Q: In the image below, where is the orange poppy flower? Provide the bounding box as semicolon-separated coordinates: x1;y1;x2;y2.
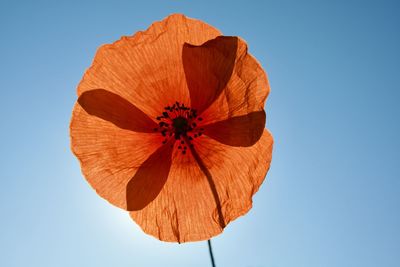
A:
70;14;273;243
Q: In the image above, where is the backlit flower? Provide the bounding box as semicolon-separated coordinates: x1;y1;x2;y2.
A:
70;14;273;243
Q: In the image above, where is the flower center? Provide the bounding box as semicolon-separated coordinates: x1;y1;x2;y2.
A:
153;101;204;154
172;116;189;139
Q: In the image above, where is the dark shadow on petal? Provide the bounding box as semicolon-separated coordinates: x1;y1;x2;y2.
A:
202;111;266;147
185;137;226;229
78;89;158;133
183;36;238;114
126;142;174;211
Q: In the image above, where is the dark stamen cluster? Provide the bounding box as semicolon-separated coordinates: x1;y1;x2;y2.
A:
153;102;204;154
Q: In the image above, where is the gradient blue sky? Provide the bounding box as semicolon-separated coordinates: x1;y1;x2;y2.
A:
1;0;399;266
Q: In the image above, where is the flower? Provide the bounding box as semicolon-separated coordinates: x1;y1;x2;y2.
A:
70;14;273;243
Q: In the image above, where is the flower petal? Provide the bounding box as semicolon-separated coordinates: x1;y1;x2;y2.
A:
78;89;158;133
199;37;270;125
70;103;164;209
182;36;238;114
77;14;221;119
202;111;266;147
130;130;273;242
126;140;174;211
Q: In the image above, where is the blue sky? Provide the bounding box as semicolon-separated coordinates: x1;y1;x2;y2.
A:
1;0;399;266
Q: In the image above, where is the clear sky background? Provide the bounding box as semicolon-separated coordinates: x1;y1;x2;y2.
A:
1;0;399;266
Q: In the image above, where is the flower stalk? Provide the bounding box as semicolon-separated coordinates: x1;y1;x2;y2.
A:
207;239;216;267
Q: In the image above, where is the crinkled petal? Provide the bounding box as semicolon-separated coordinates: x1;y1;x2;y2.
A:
130;130;273;242
199;37;270;125
70;103;164;209
202;111;266;147
78;89;158;133
182;36;238;114
77;14;221;120
126;140;174;211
